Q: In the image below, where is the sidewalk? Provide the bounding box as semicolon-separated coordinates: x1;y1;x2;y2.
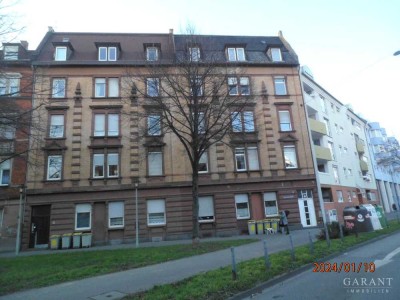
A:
0;228;320;300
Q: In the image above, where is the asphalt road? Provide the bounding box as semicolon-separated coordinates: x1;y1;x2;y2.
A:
241;231;400;300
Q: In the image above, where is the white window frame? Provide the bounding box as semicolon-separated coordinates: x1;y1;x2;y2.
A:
107;153;119;178
0;74;20;96
148;149;163;176
146;47;159;61
98;46;117;62
227;47;245;61
109;201;124;228
4;45;18;60
94;114;119;137
55;46;67;61
0;159;11;186
189;47;200;61
147;199;166;226
235;194;250;219
147;78;159;97
75;204;91;230
337;190;344;203
93;154;105;178
231;111;255;132
52;78;66;98
283;145;298;169
333;165;340;184
198;196;215;223
274;77;287;95
235;146;259;171
47;155;62;180
278;110;292;131
228;77;250;95
49;115;64;138
271;48;282;62
94;78;119;98
198;152;209;173
264;192;279;217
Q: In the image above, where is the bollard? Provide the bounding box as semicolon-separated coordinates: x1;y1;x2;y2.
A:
231;247;237;280
263;239;271;269
308;231;314;255
289;234;295;261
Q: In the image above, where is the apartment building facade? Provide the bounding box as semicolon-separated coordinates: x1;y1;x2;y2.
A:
366;122;400;213
22;29;319;249
0;41;33;247
301;67;379;223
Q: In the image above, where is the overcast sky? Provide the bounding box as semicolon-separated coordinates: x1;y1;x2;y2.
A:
7;0;400;139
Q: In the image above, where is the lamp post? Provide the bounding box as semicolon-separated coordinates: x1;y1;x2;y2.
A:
15;185;24;255
135;182;139;248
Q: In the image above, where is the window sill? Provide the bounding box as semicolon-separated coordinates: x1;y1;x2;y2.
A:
237;217;250;220
91;97;122;100
279;130;296;134
147;223;166;227
108;226;124;230
198;219;215;224
75;228;91;232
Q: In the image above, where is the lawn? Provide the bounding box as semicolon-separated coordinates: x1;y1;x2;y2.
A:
0;239;257;296
126;221;400;300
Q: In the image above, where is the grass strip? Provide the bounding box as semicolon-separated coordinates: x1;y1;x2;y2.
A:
0;239;257;296
126;221;400;300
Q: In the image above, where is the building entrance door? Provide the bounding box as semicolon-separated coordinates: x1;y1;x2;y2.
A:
93;202;106;245
297;190;317;227
29;205;51;248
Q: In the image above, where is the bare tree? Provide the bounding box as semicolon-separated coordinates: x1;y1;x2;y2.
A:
127;30;251;242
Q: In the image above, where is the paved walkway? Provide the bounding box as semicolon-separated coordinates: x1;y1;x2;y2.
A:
0;228;321;300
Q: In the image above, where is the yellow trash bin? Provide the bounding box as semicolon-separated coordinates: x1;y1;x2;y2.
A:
256;220;264;235
247;220;256;235
50;235;60;250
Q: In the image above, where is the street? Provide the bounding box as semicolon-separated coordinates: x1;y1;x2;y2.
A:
241;231;400;300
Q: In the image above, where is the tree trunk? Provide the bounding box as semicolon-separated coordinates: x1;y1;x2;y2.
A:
192;168;200;247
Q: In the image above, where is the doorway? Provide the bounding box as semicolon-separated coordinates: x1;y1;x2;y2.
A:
297;190;317;227
29;205;51;248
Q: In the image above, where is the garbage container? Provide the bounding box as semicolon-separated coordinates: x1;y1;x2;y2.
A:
62;233;72;249
247;220;256;235
256;220;264;235
73;232;82;248
343;206;374;233
361;204;382;230
81;233;92;247
374;205;388;228
50;235;60;250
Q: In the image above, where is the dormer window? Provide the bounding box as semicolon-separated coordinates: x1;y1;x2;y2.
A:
271;48;282;62
227;47;245;62
99;46;117;61
189;47;200;62
146;47;159;61
3;46;18;60
55;47;67;61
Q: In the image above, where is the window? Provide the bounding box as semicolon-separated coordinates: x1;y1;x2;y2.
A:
194;112;206;134
49;115;64;138
235;146;259;171
0;160;11;185
235;194;250;219
98;46;117;61
189;47;200;61
347;191;352;202
199;152;208;173
323;118;331;136
264;192;278;216
147;78;159;97
198;196;214;222
52;78;66;98
328;141;335;160
93;153;119;178
94;113;119;137
147;199;166;225
0;119;15;153
322;188;333;202
190;76;203;96
227;47;245;61
146;47;159;61
337;190;344;203
367;191;376;201
333;165;340;184
109;202;124;228
274;77;287;95
271;48;282;62
0;75;20;96
55;47;67;61
231;111;255;132
278;110;292;131
47;155;62;180
148;148;163;176
283;145;298;169
319;95;327;112
228;77;250;95
95;78;119;97
75;204;91;230
147;114;161;136
3;46;18;60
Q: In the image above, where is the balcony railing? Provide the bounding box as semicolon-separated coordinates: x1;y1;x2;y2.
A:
309;118;327;136
315;145;332;162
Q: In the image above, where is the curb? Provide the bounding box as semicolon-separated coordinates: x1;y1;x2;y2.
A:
228;228;400;300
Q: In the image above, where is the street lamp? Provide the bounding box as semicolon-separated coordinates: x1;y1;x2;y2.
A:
15;185;24;255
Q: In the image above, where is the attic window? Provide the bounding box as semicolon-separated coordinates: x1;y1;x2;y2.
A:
227;47;245;62
271;48;282;62
55;47;67;61
99;46;117;61
3;46;18;60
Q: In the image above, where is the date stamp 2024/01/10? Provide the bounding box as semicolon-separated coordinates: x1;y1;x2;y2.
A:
313;262;376;273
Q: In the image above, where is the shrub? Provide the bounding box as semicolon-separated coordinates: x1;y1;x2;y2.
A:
317;222;349;240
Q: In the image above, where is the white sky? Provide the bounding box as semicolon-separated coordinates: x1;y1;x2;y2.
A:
7;0;400;139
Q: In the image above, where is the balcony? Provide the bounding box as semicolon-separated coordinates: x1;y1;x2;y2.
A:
356;140;365;153
315;145;332;162
360;159;369;172
309;118;327;136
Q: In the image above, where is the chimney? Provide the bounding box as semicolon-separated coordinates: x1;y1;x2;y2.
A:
20;40;29;49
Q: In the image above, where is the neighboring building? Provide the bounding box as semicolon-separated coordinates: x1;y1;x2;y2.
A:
366;122;400;212
0;41;33;248
300;67;379;223
22;29;319;249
